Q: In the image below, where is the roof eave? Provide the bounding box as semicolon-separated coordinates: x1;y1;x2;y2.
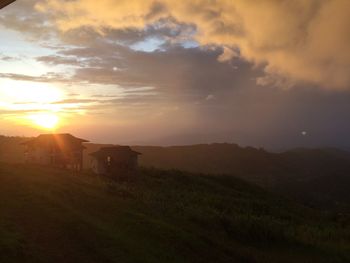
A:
0;0;16;10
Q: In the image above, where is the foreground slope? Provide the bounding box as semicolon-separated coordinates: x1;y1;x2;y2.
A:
0;163;349;263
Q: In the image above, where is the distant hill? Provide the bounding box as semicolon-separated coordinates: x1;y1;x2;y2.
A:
1;136;350;212
0;163;349;263
85;143;350;211
84;143;277;181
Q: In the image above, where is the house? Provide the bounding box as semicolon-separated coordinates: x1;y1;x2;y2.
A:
21;133;89;171
90;146;141;175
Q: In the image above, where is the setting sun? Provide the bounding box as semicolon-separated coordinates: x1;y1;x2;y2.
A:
29;113;59;130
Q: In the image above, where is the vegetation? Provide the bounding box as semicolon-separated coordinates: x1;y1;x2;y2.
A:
2;136;350;211
0;163;349;263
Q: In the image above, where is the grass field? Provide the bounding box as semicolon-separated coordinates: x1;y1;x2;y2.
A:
0;163;349;263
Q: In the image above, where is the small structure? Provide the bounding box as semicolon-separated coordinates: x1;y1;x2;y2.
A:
21;133;89;171
90;146;141;175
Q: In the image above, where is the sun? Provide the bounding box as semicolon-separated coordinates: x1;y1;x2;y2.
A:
29;113;59;130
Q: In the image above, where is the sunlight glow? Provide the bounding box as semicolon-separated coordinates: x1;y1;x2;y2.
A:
0;80;63;105
28;113;59;130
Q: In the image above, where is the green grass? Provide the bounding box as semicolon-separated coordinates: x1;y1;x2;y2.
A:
0;163;349;263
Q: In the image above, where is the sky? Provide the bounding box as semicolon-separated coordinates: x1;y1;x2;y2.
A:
1;0;350;149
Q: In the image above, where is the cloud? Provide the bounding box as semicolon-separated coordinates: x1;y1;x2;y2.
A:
0;0;55;41
36;0;350;89
0;109;41;115
205;94;215;101
217;47;238;63
57;43;255;96
51;98;99;104
4;0;350;147
0;53;18;61
36;55;80;66
0;72;71;83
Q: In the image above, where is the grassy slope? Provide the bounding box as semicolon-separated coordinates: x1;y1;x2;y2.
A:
0;163;349;263
2;137;350;212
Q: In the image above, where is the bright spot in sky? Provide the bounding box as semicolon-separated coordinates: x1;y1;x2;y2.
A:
0;80;63;104
0;80;67;129
301;131;307;136
28;113;59;130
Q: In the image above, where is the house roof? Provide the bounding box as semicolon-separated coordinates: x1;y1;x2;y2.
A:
90;146;141;159
0;0;15;10
21;133;89;146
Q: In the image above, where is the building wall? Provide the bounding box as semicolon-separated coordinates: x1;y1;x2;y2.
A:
90;158;107;174
90;155;139;175
26;147;51;165
26;145;84;171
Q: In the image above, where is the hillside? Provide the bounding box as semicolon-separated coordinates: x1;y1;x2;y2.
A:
0;136;27;164
84;143;350;211
2;136;350;212
0;163;349;263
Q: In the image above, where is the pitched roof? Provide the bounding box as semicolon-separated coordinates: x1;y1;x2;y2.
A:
90;146;141;158
21;133;89;146
0;0;15;10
